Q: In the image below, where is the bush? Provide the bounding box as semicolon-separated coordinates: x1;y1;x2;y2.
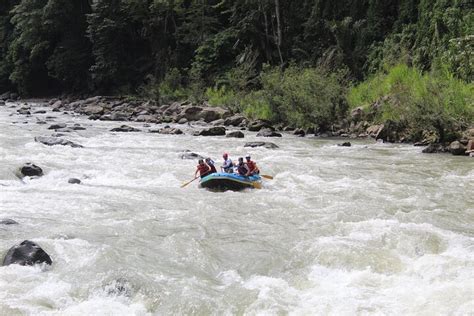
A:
348;64;474;141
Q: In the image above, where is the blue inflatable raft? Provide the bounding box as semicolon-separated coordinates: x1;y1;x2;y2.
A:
199;172;262;190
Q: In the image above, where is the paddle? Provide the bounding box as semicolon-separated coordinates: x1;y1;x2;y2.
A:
181;176;199;188
261;174;273;180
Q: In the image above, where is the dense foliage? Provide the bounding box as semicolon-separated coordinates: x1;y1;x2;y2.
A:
0;0;472;128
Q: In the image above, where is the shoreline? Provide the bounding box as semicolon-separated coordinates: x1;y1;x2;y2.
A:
2;94;473;157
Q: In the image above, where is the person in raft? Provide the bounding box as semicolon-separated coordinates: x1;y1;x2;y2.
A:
244;154;260;176
195;159;211;178
221;153;233;173
205;157;217;173
236;157;250;176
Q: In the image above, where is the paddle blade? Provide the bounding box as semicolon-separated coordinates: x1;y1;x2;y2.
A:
181;177;199;188
261;174;273;180
252;181;262;189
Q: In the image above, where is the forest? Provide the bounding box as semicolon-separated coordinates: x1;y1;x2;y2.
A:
0;0;472;137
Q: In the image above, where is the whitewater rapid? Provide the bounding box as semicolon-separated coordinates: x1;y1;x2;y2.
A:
0;101;473;315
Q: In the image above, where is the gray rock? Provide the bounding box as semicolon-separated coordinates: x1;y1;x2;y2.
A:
181;150;204;160
48;123;67;130
0;219;18;225
196;126;226;136
338;142;352;147
110;125;141;132
33;110;46;114
150;127;183;135
178;118;188;124
17;108;30;115
226;131;245;138
244;142;279;149
422;143;448;154
68;178;81;184
293;129;305;136
224;114;246;126
20;163;43;177
3;240;52;266
449;141;466;155
82;105;104;115
257;128;282;137
35;136;83;148
248;119;274;132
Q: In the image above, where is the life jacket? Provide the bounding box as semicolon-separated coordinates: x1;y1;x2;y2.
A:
209;164;217;173
237;163;248;176
222;158;233;172
246;160;257;173
197;164;210;176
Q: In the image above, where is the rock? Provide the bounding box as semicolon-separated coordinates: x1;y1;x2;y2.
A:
35;136;83;148
17;108;30;115
71;126;86;130
180;150;204;160
150;127;183;135
366;124;384;138
244;142;279;149
68;178;81;184
135;114;156;123
338;142;352;147
293;129;305;137
449;141;466;155
211;119;225;126
54;127;75;133
178;118;188;124
422;143;448;154
248;119;273;132
82;105;104;115
48;123;67;130
100;112;130;121
0;91;11;100
2;240;52;266
33;110;46;114
0;100;5;106
257;128;282;137
224;114;246;126
51;100;63;111
196;126;226;136
375;120;403;142
110;125;141;132
10;92;18;100
351;107;364;121
0;219;18;225
20;163;43;177
226;131;245;138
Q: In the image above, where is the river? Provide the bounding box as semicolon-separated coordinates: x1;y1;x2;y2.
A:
0;101;473;315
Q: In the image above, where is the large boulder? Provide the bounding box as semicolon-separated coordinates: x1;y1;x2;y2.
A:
82;105;104;115
224;114;246;126
366;124;384;138
256;128;282;137
196;126;226;136
293;129;305;137
244;142;279;149
226;131;245;138
110;125;141;132
68;178;81;184
20;163;43;177
3;240;52;266
248;119;274;132
35;136;83;148
375;120;403;142
449;141;466;155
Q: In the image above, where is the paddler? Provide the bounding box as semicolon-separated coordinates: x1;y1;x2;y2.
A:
221;153;233;173
195;159;211;178
205;157;217;173
244;154;259;176
236;157;249;176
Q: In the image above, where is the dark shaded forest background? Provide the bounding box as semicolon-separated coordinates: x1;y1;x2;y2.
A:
0;0;472;136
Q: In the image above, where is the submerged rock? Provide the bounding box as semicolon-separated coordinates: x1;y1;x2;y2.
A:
20;163;43;177
338;142;352;147
3;240;52;266
35;136;83;148
422;143;448;154
181;150;204;160
47;123;67;130
110;125;141;132
68;178;81;184
0;219;19;225
244;142;279;149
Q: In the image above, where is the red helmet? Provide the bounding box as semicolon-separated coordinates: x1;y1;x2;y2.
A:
223;152;228;158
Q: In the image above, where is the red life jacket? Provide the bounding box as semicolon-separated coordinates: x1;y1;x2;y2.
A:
246;160;257;173
197;164;210;176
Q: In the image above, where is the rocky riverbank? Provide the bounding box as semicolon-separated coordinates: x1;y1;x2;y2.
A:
1;92;473;157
